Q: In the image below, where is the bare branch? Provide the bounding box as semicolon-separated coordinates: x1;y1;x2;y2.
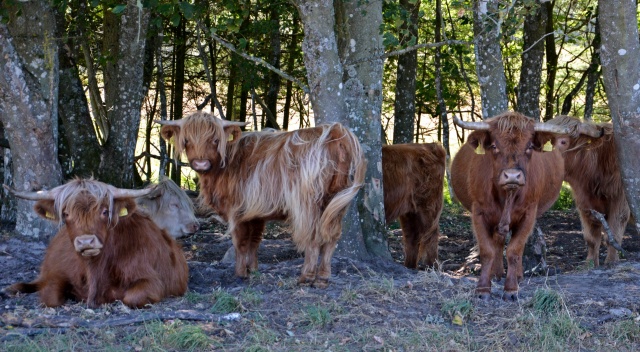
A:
383;40;471;59
590;209;627;255
250;87;281;130
196;24;226;119
200;24;310;95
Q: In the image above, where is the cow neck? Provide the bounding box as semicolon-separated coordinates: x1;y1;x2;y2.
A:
497;190;517;238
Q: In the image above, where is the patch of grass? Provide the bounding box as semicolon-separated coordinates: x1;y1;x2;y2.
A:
608;319;640;343
183;290;209;304
551;182;575;210
441;297;474;323
240;287;263;307
530;288;564;315
339;284;360;303
165;323;212;351
211;288;242;314
304;304;332;328
362;276;397;297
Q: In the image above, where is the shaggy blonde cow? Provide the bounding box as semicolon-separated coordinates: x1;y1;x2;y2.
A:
158;112;365;288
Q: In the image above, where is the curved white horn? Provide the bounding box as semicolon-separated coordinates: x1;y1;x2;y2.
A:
3;185;57;200
108;185;156;199
578;123;605;138
154;119;184;126
533;123;570;134
453;115;490;130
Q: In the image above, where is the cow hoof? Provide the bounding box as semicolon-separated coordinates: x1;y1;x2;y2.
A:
477;292;491;301
312;279;329;289
502;291;518;302
297;276;315;286
235;277;248;285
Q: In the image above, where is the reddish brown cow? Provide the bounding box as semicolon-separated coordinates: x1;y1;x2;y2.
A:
383;143;446;268
3;179;188;308
158;112;365;288
451;111;568;300
549;115;629;266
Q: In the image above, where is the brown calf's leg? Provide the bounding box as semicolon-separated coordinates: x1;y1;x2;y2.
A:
245;219;265;274
299;243;320;286
604;204;630;264
232;222;252;278
490;231;505;281
473;215;496;299
399;214;420;269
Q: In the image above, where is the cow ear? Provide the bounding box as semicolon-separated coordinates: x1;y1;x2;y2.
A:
533;132;556;152
160;125;181;142
34;200;58;222
114;199;137;219
224;125;243;144
467;131;490;151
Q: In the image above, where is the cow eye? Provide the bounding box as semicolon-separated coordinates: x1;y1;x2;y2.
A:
101;209;109;217
183;139;189;147
213;138;220;144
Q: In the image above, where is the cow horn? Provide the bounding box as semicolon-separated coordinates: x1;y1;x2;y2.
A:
533;123;570;134
221;120;249;128
3;185;57;200
578;123;605;138
154;119;184;126
109;185;156;199
452;116;490;130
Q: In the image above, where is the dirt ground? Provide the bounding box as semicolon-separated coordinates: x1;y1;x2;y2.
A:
1;207;639;350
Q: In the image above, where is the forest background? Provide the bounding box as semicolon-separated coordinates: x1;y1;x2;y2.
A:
1;0;639;260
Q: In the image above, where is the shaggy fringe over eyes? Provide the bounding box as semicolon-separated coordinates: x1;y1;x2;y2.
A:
153;177;197;219
491;111;534;133
550;115;613;150
174;112;229;167
52;179;116;227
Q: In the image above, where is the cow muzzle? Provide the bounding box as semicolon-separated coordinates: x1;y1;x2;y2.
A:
499;169;525;190
74;235;103;257
190;159;212;172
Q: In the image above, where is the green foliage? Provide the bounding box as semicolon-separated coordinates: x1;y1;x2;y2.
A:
441;297;474;322
551;183;575;210
304;304;332;328
608;319;640;344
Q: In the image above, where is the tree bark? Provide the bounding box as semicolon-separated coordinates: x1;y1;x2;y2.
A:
294;0;390;260
542;1;557;121
265;4;282;129
516;1;547;121
473;0;508;119
584;12;601;121
598;0;640;235
97;0;150;188
392;0;420;144
0;1;63;238
283;17;300;131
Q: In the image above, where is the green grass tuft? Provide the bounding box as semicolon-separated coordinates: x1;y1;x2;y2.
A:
530;288;564;315
211;288;242;314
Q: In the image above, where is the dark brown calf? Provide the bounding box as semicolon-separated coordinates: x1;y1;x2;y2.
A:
3;179;188;308
383;143;446;268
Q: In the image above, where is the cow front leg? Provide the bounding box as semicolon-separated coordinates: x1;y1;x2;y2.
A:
503;215;536;301
399;214;421;269
231;222;251;278
122;278;163;308
299;243;320;286
604;204;630;264
491;231;505;281
579;209;603;267
472;214;496;299
245;220;265;274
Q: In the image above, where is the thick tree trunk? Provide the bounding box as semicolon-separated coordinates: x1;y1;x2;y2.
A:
473;0;508;119
265;5;281;129
516;1;547;121
0;2;63;238
392;0;420;144
294;0;390;260
542;1;557;121
598;0;640;235
98;0;150;188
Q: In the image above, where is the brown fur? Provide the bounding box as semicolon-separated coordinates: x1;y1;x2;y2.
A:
161;112;366;288
4;179;188;308
550;115;630;266
382;143;446;268
451;111;565;299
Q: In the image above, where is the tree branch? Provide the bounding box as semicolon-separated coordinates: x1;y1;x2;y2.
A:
382;40;471;59
590;209;627;255
250;87;281;130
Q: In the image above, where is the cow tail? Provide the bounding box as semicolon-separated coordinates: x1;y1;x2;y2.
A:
318;131;367;239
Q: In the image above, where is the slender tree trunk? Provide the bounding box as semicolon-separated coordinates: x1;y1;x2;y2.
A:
516;1;547;121
265;4;281;129
392;0;420;144
226;56;238;121
0;1;63;238
473;0;508;119
55;3;102;178
169;17;186;185
598;0;640;235
283;18;300;130
543;1;557;121
584;12;601;121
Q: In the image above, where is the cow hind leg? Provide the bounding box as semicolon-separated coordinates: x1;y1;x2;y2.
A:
399;214;421;269
314;241;338;289
38;281;70;307
299;243;320;286
245;220;265;274
605;206;630;264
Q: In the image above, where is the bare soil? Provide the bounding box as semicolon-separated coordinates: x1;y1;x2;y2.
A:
1;208;639;350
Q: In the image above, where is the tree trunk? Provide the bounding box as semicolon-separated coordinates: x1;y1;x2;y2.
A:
169;16;186;185
598;0;640;235
283;18;300;131
584;12;601;121
264;4;281;129
473;0;508;119
0;1;63;239
392;0;420;144
542;1;557;121
516;1;547;120
55;4;102;178
294;0;390;260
